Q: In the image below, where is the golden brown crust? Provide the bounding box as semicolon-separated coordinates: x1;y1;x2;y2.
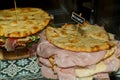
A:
0;19;50;37
0;8;51;37
46;24;115;52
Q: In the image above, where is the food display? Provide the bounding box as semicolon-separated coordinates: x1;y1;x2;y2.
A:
0;0;119;80
37;23;120;80
0;8;51;60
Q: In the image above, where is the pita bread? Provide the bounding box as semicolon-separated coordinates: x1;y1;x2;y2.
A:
46;24;115;52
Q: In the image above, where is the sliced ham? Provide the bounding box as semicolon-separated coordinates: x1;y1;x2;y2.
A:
54;50;106;67
104;55;120;72
40;55;119;80
94;73;110;80
38;57;52;67
4;38;18;51
115;41;120;57
40;63;77;80
41;64;58;79
75;55;120;77
55;67;76;80
37;30;107;67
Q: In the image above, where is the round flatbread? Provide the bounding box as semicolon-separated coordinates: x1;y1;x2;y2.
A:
0;8;51;37
46;24;115;52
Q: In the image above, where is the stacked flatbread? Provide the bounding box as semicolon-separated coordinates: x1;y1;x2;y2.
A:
0;8;51;60
37;23;120;80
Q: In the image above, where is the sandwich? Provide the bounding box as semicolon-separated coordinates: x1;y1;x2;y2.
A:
0;8;51;60
37;23;120;80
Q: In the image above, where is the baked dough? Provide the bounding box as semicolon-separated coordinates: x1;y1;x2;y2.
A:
46;24;115;52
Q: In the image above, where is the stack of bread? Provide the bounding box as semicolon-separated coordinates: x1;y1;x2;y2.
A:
0;8;51;60
37;23;120;80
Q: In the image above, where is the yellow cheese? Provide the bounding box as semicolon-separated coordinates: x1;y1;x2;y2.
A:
78;76;94;80
75;62;106;77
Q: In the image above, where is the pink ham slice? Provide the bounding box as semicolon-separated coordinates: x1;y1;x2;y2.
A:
40;63;77;80
41;53;120;80
4;38;18;51
37;30;107;67
41;64;58;79
115;41;120;57
55;67;76;80
38;57;52;67
104;55;120;72
94;73;110;80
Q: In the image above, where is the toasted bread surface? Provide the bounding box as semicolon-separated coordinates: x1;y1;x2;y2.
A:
0;8;51;37
46;24;115;52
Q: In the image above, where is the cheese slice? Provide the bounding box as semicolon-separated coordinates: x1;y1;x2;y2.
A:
75;62;106;77
77;76;94;80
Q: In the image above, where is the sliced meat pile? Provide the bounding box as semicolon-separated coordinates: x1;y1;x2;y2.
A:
37;30;120;80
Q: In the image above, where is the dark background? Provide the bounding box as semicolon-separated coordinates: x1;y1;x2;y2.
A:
0;0;120;40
